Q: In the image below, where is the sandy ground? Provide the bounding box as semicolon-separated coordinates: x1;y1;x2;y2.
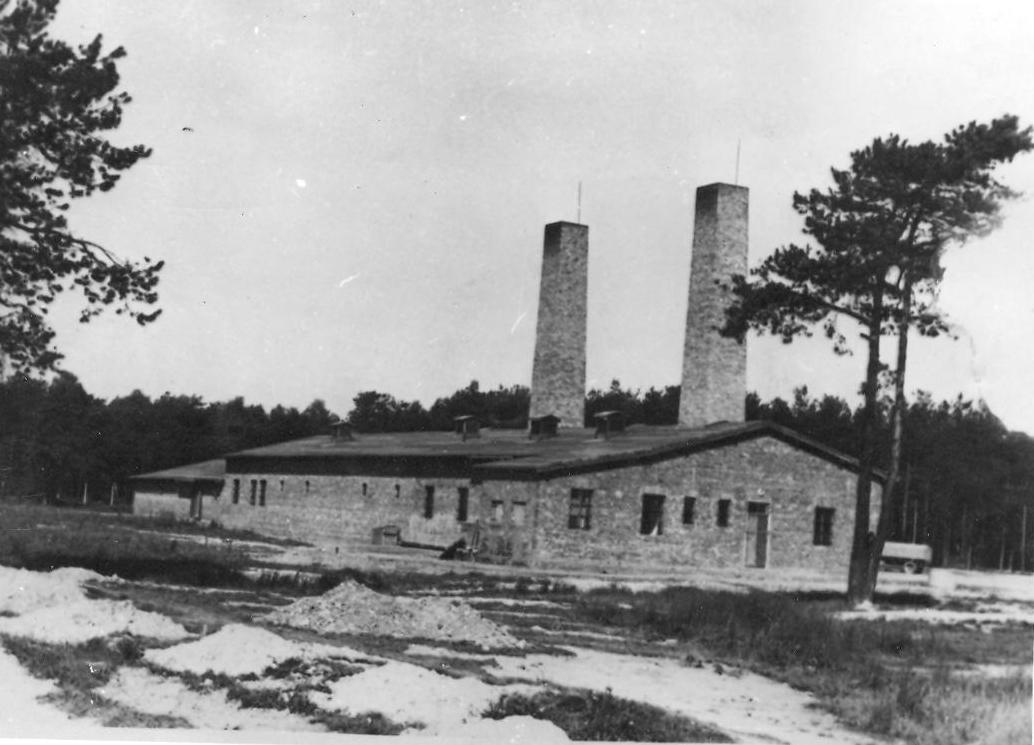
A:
0;562;1029;743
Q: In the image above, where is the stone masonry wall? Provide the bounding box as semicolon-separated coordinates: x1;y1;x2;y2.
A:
679;184;748;427
205;473;479;549
528;222;588;427
526;436;876;574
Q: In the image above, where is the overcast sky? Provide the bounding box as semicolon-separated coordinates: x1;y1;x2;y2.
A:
41;0;1034;434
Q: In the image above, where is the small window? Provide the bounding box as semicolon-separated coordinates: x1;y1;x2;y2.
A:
512;501;527;527
457;487;469;522
249;480;257;506
716;499;730;527
814;507;835;546
682;496;695;525
424;485;435;519
279;479;285;492
231;479;240;504
640;493;665;535
395;483;401;499
568;488;592;530
259;480;267;507
305;480;310;493
491;500;505;522
362;482;368;497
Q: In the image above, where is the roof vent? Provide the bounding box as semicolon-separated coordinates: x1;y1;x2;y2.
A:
529;414;560;440
593;410;626;439
454;415;481;441
330;420;354;441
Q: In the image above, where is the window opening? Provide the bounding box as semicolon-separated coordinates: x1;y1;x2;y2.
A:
259;480;267;507
682;496;695;525
717;499;731;527
814;507;835;546
249;480;257;506
457;487;469;522
640;493;665;535
231;479;240;505
568;488;592;530
424;485;435;519
512;501;527;527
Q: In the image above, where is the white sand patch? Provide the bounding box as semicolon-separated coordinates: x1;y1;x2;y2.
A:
0;565;106;614
836;602;1034;626
0;598;189;644
460;596;568;608
266;579;523;649
145;624;373;677
558;577;671;593
100;666;324;731
404;643;497;661
491;647;883;745
309;659;539;735
0;647;108;736
439;714;570;742
528;625;625;641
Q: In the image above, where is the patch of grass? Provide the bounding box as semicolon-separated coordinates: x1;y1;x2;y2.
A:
1;634;189;728
569;585;1034;745
484;687;732;742
313;710;416;735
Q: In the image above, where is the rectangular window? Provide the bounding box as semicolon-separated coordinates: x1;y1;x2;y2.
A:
457;487;469;522
682;496;695;525
362;482;368;497
512;501;527;527
568;488;592;530
231;479;240;504
249;480;257;506
424;485;435;519
259;480;267;507
716;499;731;527
814;507;835;546
640;493;665;535
491;500;505;522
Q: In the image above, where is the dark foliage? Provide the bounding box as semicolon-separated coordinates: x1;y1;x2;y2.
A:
0;0;163;372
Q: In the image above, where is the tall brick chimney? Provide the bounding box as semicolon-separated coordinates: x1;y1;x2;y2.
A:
528;221;588;428
679;183;748;427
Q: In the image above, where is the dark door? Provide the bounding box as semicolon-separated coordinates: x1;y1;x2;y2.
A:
746;501;769;567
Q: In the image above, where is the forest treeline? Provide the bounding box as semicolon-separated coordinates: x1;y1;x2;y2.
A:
1;374;1032;571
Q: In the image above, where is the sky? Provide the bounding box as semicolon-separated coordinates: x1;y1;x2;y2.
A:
36;0;1034;434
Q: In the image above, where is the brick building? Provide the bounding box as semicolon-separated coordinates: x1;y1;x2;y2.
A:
133;183;879;574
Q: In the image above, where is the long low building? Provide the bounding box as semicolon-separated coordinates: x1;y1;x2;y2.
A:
133;418;879;574
132;182;880;578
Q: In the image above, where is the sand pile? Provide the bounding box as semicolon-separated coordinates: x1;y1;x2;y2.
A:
308;659;538;734
264;579;523;649
101;667;325;732
0;565;188;644
0;598;189;644
0;566;105;614
145;624;366;677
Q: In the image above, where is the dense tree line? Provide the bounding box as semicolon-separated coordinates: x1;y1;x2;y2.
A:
0;373;334;503
2;372;1031;571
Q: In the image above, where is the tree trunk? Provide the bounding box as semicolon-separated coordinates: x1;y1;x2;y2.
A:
866;278;911;598
847;290;884;605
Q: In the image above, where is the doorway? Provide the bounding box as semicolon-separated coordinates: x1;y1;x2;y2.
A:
746;501;769;567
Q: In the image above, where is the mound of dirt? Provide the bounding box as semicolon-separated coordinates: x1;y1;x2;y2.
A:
145;623;365;677
0;566;106;614
264;579;523;649
0;599;188;644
